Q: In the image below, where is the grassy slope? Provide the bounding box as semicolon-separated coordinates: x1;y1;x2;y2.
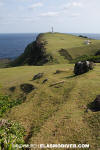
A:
0;33;100;149
0;64;100;149
0;59;11;68
38;33;100;63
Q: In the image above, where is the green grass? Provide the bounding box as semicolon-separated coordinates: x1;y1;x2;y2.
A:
0;119;25;150
0;63;100;149
38;33;100;64
0;95;26;117
0;33;100;149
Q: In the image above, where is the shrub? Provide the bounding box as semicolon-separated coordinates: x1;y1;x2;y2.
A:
71;55;100;63
0;95;25;117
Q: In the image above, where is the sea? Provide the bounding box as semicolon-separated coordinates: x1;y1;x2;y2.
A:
0;33;100;59
0;33;38;59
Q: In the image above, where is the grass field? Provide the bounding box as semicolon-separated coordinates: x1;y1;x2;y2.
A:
38;33;100;64
0;33;100;149
0;63;100;149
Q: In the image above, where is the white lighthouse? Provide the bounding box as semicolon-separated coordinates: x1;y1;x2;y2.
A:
51;27;54;33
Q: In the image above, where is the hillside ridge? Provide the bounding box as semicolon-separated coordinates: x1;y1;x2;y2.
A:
10;32;100;67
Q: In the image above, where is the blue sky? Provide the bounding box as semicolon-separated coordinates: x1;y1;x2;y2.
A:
0;0;100;33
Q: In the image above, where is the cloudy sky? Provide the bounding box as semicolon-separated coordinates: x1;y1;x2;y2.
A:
0;0;100;33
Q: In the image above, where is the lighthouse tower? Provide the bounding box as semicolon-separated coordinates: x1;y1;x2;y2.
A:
51;27;54;33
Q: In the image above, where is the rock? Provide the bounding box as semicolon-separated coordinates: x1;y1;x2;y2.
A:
20;83;35;93
95;50;100;56
33;73;44;80
49;80;65;87
90;61;95;69
93;95;100;111
74;61;94;75
42;79;48;84
9;86;16;92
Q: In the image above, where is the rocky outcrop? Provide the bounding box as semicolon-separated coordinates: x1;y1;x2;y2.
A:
95;50;100;56
42;79;48;84
93;95;100;111
33;73;44;80
74;61;94;75
20;83;35;94
10;34;53;67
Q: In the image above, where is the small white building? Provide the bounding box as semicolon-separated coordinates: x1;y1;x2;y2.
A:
84;40;91;45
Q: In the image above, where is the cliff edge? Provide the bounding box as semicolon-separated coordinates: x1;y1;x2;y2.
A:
10;33;53;67
10;32;100;66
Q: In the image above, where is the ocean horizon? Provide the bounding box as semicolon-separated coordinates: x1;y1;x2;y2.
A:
0;33;100;59
0;33;38;59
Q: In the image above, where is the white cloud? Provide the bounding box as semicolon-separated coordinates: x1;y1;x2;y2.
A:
63;2;83;9
0;16;39;24
40;11;60;17
72;2;82;7
29;2;43;9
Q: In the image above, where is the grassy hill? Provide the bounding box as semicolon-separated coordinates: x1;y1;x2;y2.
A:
10;32;100;66
41;33;100;61
0;33;100;149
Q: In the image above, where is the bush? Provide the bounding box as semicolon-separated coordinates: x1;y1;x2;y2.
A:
0;95;25;117
71;55;100;63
